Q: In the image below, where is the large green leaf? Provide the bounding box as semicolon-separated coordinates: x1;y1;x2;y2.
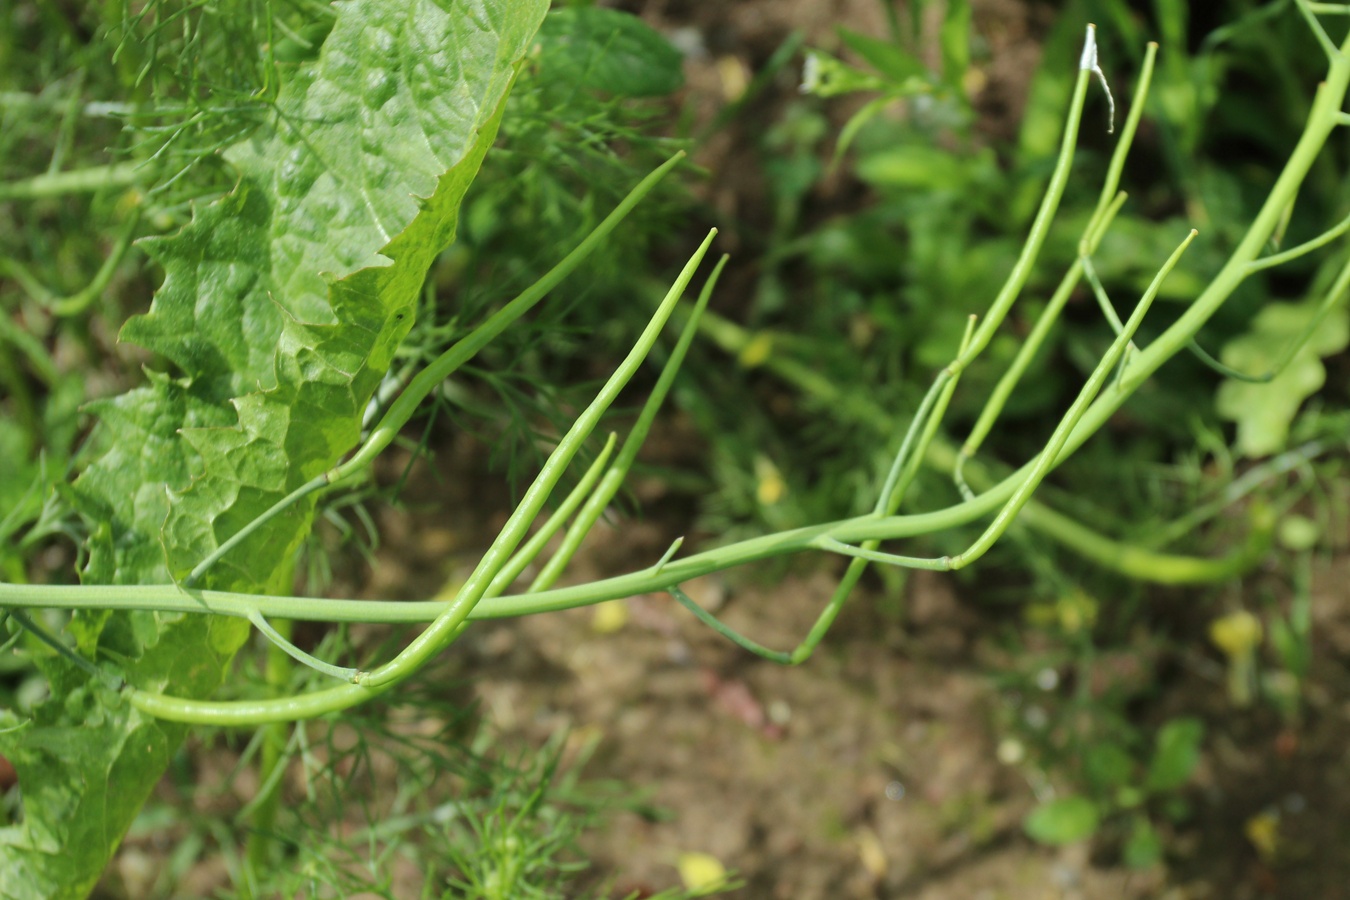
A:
537;7;684;98
1216;300;1349;457
0;2;548;895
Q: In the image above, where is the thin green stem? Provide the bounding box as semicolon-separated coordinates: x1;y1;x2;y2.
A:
245;609;358;682
483;433;617;599
953;42;1155;502
0;161;148;200
1094;43;1158;218
1247;210;1350;272
694;301;1239;584
1081;252;1131;339
813;537;952;571
791;311;977;663
527;255;727;592
817;231;1194;574
125;229;718;724
949;47;1092;375
1192;252;1350;383
1063;44;1160;345
944;230;1195;570
874;369;951;516
12;22;1350;692
241;623;295;897
1013;496;1273;584
956;191;1128;498
1297;0;1341;59
668;586;792;665
8;609;113;685
890;315;976;510
649;537;684;575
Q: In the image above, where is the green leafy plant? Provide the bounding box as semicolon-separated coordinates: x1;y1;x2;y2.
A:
4;2;1350;895
1020;715;1204;867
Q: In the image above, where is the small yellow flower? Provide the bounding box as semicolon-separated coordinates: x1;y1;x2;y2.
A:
1210;610;1263;707
754;455;787;506
1244;809;1280;862
738;332;773;368
590;599;628;634
677;851;728;892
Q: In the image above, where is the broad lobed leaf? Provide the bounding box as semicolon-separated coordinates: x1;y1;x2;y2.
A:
0;2;548;895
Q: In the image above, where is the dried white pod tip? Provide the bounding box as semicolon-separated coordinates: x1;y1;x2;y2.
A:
1079;23;1099;71
1080;24;1116;134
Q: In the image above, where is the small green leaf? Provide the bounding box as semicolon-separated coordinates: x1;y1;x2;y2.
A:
271;20;334;64
1215;300;1349;457
1276;514;1320;552
1145;717;1204;793
1122;815;1164;869
537;8;683;98
836;27;927;83
940;0;972;84
856;144;980;192
1083;742;1135;793
1023;795;1100;845
801;50;889;98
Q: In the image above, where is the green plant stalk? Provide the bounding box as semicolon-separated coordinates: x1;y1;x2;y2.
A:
873;42;1094;511
1;232;1284;634
785;315;977;664
815;229;1196;572
1013;495;1273;583
1;205;142;316
528;254;728;593
957;39;1159;487
691;296;1258;583
890;315;978;507
1299;0;1341;57
670;586;792;664
923;440;1273;584
1076;39;1160;342
955;189;1126;502
1249;209;1350;272
482;433;617;599
241;618;295;898
123;229;718;724
1188;250;1350;382
245;609;357;682
0;161;148;199
1054;25;1350;462
948;44;1091;375
183;149;688;588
